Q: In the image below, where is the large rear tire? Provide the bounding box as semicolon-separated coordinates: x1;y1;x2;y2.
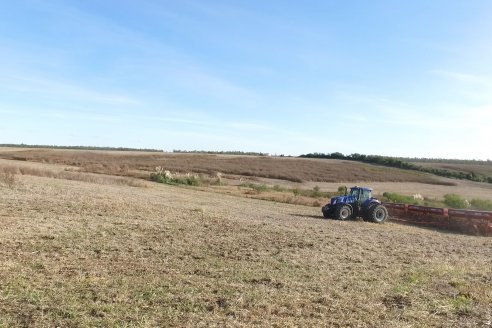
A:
335;205;352;220
363;203;377;221
369;204;388;223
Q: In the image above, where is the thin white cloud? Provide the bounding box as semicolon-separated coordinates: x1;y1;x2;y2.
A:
0;106;119;123
430;69;492;106
132;114;269;131
331;78;491;133
430;69;491;85
0;72;140;106
166;65;260;104
0;1;259;108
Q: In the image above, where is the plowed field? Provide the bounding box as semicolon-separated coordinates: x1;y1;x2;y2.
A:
0;174;490;327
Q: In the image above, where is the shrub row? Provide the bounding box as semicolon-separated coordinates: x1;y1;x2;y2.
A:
300;152;492;184
150;173;202;186
382;191;492;211
444;194;492;211
239;183;334;199
382;192;420;205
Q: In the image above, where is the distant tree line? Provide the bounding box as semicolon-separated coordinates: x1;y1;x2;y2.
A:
0;144;162;152
299;152;492;184
173;150;269;156
400;157;492;165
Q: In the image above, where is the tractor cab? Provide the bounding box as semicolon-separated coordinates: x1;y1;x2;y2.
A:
348;186;373;205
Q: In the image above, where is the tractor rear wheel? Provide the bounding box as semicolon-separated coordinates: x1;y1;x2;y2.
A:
368;204;388;223
363;203;377;221
336;205;352;220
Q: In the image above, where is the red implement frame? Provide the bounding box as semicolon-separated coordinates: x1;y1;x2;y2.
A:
383;203;492;236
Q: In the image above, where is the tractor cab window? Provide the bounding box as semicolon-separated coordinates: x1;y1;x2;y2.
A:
349;189;359;199
360;189;372;202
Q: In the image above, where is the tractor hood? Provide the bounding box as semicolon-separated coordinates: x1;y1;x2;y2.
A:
330;195;357;205
328;195;381;206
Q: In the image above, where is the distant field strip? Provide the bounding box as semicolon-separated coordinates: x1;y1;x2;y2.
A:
0;159;146;188
0;148;448;184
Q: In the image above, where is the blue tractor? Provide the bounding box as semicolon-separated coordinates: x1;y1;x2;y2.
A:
321;186;388;223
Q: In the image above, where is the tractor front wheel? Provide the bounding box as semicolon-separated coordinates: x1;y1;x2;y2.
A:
322;205;332;219
368;204;388;223
336;205;352;220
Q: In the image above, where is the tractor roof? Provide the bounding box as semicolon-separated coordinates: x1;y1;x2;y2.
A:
350;186;373;192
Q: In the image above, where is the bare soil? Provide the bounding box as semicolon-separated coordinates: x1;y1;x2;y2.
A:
0;174;491;327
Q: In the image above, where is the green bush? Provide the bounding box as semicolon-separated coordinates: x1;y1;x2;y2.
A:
337;185;348;196
443;194;469;209
150;173;201;186
311;186;323;198
174;175;201;186
273;185;285;192
470;198;492;211
239;182;268;193
382;192;418;204
252;183;268;192
150;172;168;183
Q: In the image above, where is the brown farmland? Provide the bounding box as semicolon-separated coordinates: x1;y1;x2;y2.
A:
1;173;491;327
0;148;448;184
0;148;491;327
1;148;492;202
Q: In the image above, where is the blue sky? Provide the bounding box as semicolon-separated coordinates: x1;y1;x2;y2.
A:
1;1;491;159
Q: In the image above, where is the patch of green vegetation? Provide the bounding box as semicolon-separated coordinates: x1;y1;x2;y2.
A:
273;184;285;192
470;198;492;211
240;183;333;199
296;187;330;198
312;186;322;197
150;173;201;186
444;194;469;209
239;182;268;192
337;185;348;196
392;270;428;294
380;191;492;211
382;192;420;205
452;294;473;314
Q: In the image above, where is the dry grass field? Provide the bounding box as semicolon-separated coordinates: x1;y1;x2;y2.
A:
411;162;492;179
2;148;492;202
1;174;491;327
0;149;491;327
0;148;447;184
